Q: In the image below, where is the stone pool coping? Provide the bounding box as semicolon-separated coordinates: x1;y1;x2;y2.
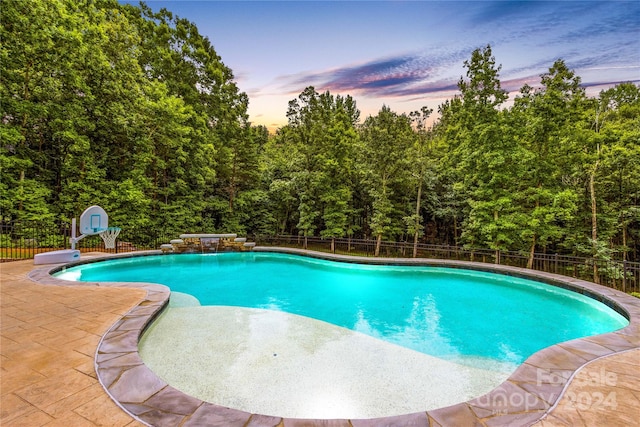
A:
27;248;640;427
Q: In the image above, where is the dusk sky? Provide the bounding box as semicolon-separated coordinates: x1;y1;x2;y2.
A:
128;1;640;131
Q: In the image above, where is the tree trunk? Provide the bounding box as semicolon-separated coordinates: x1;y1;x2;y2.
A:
590;159;600;284
453;216;458;246
527;196;540;269
229;149;237;213
494;209;500;264
18;170;25;212
527;233;536;269
375;233;382;257
413;179;423;258
622;223;627;262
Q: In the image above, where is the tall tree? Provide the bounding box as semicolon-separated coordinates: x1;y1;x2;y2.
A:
443;45;521;260
585;83;640;277
508;60;585;267
1;0;147;222
122;3;249;231
285;86;360;248
360;105;414;255
407;107;434;257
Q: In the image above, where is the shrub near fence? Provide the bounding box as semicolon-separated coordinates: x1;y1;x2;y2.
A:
257;235;640;293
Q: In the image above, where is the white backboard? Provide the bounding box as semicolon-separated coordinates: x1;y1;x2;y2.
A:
79;205;108;235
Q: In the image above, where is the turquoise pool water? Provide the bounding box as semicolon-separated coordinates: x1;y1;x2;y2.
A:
56;252;628;365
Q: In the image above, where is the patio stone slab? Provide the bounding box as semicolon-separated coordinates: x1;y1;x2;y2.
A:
350;412;430;427
429;403;483;426
107;364;168;404
181;403;252;427
246;414;285;427
144;386;204;415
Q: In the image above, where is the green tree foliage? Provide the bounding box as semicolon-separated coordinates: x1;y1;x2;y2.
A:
433;49;639;268
407;107;436;257
1;1;638;266
280;86;360;248
1;0;249;236
122;3;250;233
360;106;415;255
509;60;585;267
587;83;640;264
440;45;525;257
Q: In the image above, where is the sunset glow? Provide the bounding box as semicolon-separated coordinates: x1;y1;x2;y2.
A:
128;1;640;132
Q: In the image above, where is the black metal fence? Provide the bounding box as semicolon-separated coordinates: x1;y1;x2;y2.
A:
2;221;638;293
257;235;640;293
0;221;174;260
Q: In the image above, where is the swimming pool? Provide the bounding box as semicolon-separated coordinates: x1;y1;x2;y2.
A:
56;252;627;364
48;248;635;425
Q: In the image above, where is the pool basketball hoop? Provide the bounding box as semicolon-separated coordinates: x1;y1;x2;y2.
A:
99;227;121;249
79;205;108;235
70;205;120;251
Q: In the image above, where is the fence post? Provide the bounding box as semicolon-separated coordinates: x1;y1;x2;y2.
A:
554;253;558;275
622;260;627;293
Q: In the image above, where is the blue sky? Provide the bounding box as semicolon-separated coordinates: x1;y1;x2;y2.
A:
128;1;640;131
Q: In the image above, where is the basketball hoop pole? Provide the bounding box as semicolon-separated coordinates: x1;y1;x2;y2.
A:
70;217;87;250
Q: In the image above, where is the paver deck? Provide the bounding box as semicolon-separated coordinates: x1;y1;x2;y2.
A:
1;256;146;426
1;251;639;426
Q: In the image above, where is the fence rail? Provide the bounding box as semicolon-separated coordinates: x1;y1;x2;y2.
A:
257;235;640;293
2;222;638;293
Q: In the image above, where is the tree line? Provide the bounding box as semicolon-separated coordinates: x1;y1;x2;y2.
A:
2;0;639;265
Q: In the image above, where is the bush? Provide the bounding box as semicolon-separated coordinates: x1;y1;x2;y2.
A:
0;234;12;248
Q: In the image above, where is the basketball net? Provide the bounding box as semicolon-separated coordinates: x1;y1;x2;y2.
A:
99;227;121;249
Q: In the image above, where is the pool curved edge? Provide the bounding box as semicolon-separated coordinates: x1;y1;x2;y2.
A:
28;248;640;427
